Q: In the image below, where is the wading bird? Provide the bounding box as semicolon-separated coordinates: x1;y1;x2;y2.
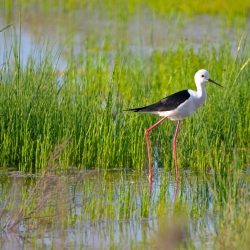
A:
127;69;222;182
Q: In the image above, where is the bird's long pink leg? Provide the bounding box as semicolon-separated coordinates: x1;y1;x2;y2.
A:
145;116;168;183
172;120;181;181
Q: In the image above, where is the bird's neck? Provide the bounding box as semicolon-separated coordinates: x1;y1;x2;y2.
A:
196;84;207;102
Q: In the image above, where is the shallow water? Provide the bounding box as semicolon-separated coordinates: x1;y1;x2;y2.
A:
0;168;222;249
0;9;249;70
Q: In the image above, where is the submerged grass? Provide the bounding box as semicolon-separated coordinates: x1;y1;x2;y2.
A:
2;161;250;249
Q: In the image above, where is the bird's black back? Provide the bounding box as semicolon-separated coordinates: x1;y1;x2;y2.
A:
128;89;190;112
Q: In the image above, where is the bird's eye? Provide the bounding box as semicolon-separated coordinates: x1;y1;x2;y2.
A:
201;75;205;77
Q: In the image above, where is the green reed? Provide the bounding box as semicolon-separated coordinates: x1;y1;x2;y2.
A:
0;34;249;173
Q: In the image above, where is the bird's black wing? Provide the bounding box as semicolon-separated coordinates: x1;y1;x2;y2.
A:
127;90;190;112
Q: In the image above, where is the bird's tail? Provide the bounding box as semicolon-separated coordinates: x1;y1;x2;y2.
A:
124;107;144;112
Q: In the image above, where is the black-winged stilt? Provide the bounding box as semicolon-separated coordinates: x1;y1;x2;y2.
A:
127;69;222;182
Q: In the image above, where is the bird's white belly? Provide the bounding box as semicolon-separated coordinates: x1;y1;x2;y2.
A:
158;98;202;120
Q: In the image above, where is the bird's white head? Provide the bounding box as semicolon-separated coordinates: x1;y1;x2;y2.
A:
194;69;210;86
194;69;222;87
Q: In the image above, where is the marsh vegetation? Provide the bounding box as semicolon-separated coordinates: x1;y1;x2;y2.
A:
0;1;250;249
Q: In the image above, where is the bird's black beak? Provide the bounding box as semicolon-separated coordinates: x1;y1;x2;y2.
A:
208;78;223;87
